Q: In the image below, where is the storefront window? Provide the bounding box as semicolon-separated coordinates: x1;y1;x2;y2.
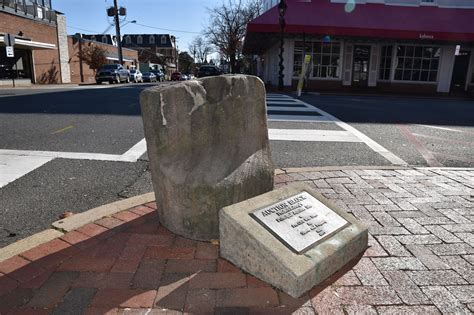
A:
394;45;440;82
0;48;33;81
379;46;392;80
293;40;341;78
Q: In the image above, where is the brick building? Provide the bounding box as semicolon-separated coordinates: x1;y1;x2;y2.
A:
68;35;138;84
244;0;474;96
0;0;70;86
82;33;178;77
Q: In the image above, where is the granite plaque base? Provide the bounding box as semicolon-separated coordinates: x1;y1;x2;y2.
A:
219;182;368;298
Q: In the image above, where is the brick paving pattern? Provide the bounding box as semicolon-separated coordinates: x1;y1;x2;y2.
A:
0;168;473;314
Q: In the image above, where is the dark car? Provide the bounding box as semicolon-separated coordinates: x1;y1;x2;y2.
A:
150;69;165;82
142;72;157;82
96;64;130;84
171;72;183;81
197;65;222;78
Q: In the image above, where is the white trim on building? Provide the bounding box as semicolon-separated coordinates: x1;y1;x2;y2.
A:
260;37;467;93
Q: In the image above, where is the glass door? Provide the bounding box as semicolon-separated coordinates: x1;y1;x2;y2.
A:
352;45;371;87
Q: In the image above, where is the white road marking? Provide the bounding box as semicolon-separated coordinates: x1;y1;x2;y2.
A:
0;155;53;188
0;149;125;162
267;94;407;166
267;100;302;104
122;138;147;161
268;115;333;122
267;106;318;112
416;124;464;133
269;129;361;142
0;138;149;188
267;98;326;123
267;94;293;98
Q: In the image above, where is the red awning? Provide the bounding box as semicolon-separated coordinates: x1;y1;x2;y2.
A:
244;0;474;53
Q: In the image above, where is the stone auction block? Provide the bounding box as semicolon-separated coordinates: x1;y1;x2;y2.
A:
140;75;274;241
220;182;368;298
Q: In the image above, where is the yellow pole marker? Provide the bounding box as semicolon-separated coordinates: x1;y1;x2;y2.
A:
51;125;74;135
297;54;312;97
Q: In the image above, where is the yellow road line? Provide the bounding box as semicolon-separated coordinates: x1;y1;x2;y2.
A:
51;125;74;134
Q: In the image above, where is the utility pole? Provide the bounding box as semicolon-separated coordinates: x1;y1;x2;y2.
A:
78;34;84;82
113;0;123;65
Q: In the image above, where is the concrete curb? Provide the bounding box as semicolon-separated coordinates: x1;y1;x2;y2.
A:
277;165;411;174
2;165;472;263
52;192;155;232
0;229;64;262
0;192;155;263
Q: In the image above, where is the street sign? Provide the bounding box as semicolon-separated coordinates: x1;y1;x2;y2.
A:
6;46;14;58
5;33;15;47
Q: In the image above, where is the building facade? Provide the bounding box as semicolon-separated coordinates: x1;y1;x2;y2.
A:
122;34;177;76
68;35;138;84
245;0;474;95
0;0;70;86
82;33;178;77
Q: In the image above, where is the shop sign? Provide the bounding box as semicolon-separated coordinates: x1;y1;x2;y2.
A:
419;34;434;40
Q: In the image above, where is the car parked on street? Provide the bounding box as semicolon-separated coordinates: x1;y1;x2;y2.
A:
142;72;157;82
150;69;165;82
197;65;222;78
129;69;143;83
171;72;183;81
95;64;130;84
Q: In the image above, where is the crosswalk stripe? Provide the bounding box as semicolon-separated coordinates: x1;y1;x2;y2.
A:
266;94;407;166
268;116;333;122
0;155;53;188
269;129;361;142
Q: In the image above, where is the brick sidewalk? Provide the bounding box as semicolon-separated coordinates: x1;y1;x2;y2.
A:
0;168;473;314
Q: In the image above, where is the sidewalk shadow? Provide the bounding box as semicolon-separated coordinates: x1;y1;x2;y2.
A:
0;204;364;314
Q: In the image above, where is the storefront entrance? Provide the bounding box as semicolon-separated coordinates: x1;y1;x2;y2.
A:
450;49;471;93
352;45;371;87
0;48;34;82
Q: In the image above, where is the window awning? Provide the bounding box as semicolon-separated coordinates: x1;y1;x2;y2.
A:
106;56;136;63
244;0;474;54
0;35;56;50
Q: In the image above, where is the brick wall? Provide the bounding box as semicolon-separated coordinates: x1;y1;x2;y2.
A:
0;11;60;83
68;37;139;84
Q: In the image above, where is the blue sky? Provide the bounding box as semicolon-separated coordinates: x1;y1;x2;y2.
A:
54;0;217;54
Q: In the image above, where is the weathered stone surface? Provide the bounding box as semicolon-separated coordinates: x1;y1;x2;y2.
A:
220;182;368;298
140;75;274;240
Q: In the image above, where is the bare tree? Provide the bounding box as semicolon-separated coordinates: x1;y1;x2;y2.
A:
77;43;107;74
189;36;213;64
205;0;262;73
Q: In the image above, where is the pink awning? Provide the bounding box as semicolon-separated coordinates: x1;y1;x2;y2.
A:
244;0;474;53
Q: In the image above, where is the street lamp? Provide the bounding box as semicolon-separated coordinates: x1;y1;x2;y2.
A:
122;20;136;28
278;0;287;91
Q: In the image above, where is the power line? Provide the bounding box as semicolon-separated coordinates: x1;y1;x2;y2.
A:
68;25;102;33
133;22;201;34
68;22;201;36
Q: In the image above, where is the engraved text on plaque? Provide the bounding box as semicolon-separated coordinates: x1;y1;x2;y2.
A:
250;191;349;253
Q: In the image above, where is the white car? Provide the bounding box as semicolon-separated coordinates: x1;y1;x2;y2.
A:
129;69;143;83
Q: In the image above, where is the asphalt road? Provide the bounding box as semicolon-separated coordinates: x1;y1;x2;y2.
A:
1;83;473;247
